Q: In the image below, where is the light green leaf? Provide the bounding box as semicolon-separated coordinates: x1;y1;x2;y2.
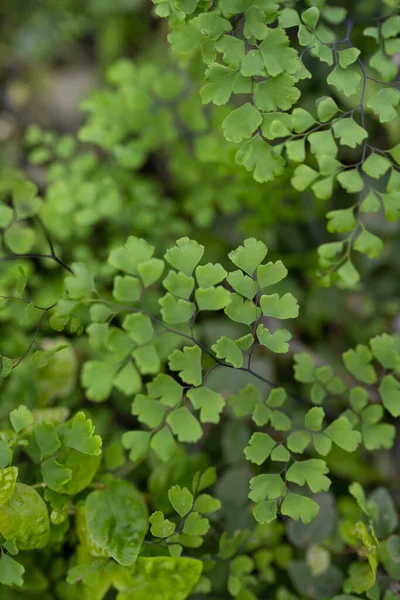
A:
332;118;368;148
86;479;148;566
286;459;331;493
0;467;18;505
255;74;301;112
225;292;259;324
324;416;362;451
236;135;285;183
222;103;262;143
109;236;154;275
167;407;203;442
168;485;193;517
367;88;400;123
362;153;392;178
196;263;227;288
165;237;204;276
10;405;33;433
317;97;339;122
249;474;285;502
0;554;25;587
163;270;194;299
379;375;400;417
66;412;102;455
212;336;243;368
327;209;356;233
159;293;194;324
302;6;320;28
257;325;292;353
169;345;202;386
228;237;267;275
113;275;142;303
259;28;301;76
287;431;311;453
81;361;117;402
138;258;164;287
227;270;257;299
0;483;50;549
244;432;276;465
292;165;319;191
195;286;231;310
281;493;320;524
122;430;151;462
327;66;361;97
343;345;376;384
354;229;383;259
187;387;225;423
305;407;325;431
253;500;278;524
149;511;176;538
260;293;299;319
257;261;287;288
337;169;364;194
338;48;360;68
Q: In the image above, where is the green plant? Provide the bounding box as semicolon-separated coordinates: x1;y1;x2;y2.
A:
0;235;399;598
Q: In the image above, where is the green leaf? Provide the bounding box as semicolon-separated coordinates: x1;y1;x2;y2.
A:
116;557;202;600
228;238;267;275
305;407;325;431
169;345;202;386
259;28;301;76
0;466;18;505
132;394;166;428
281;493;320;524
163;270;194;299
244;5;269;39
195;286;231;310
123;313;154;345
147;374;183;407
86;479;148;566
244;432;276;465
379;375;400;417
168;485;194;517
66;412;102;455
337;169;364;193
0;554;25;587
287;431;311;453
254;74;301;112
292;108;315;132
196;263;227;288
236;135;285;183
271;444;290;462
122;430;151;462
200;63;236;105
212;336;243;368
35;422;61;459
292;165;319;191
187;387;225;423
41;457;72;491
253;500;278;524
370;334;399;369
367;89;400;123
113;275;142;303
167;406;203;442
194;494;221;514
343;345;376;384
165;237;204;276
159;293;194;324
327;209;356;233
81;361;117;402
349;562;375;594
0;483;50;549
302;7;320;28
257;261;288;288
317;97;339;122
260;293;299;319
138;258;164;287
338;48;360;68
65;263;95;299
222;103;262;143
354;229;383;259
227;270;257;299
362;153;392;178
279;7;301;28
150;511;176;538
249;474;285;502
216;35;245;68
10;405;33;433
183;511;209;536
168;22;202;54
327;66;361;97
286;459;331;493
225;292;259;325
333;118;368;148
324;416;362;451
229;384;262;417
257;325;292;353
